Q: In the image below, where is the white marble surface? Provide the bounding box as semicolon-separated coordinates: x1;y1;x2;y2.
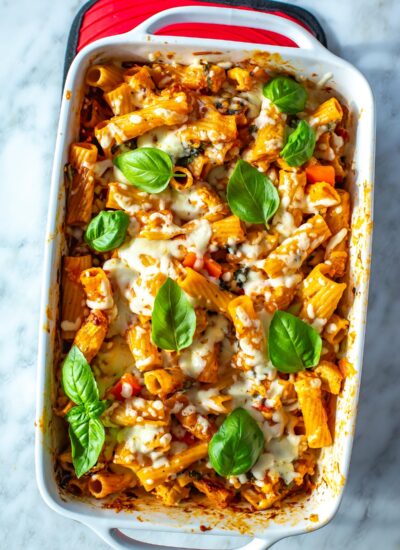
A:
0;0;399;548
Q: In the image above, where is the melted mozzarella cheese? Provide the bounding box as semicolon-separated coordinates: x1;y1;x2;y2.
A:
117;220;211;315
137;126;188;161
170;187;205;221
239;84;264;119
178;315;228;378
251;435;301;485
325;228;348;256
120;424;169;454
103;258;137;336
93;337;136;377
186;387;225;414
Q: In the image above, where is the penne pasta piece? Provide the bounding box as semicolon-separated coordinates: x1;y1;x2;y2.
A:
80;267;114;311
278;169;307;208
66;143;98;226
294;372;332;448
193;478;234;507
95;93;189;153
136;442;208;491
211;215;245;246
197;344;219;384
86;64;123;91
264;215;331;278
248;97;286;163
106;182;155;214
154;482;190;506
125;323;162;372
66;168;96;226
74;309;109;363
228;295;267;372
69;142;98;171
322;314;349;345
61;255;92;340
144;368;185;398
88;471;136;499
298;264;346;329
315;360;343;395
124;66;156;106
309;98;343;129
111;397;170;427
304;181;341;212
242;484;289;511
228;67;253;91
325;189;351;234
170;166;194;191
104;82;134;116
179;107;237;146
67;478;89;497
178;268;234;317
138;210;186;240
175;398;215;441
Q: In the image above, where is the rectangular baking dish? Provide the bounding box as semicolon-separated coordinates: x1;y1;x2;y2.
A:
35;6;375;549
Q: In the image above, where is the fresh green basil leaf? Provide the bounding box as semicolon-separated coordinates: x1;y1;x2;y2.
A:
227;160;280;225
280;120;316;167
68;415;105;478
263;76;308;114
114;147;173;193
151;277;196;351
86;400;109;418
84;210;130;253
62;345;99;405
65;404;88;424
209;408;264;477
268;310;322;373
65;401;108;424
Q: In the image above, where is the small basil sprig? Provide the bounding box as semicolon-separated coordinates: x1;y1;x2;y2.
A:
114;147;174;193
209;408;264;477
227;160;280;226
268;311;322;373
84;210;129;253
280;120;316;167
151;278;196;351
263;76;308;114
62;345;107;477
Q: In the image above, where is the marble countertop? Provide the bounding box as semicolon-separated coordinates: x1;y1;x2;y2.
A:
1;0;399;548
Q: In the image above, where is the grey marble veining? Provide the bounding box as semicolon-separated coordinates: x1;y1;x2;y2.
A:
0;0;399;548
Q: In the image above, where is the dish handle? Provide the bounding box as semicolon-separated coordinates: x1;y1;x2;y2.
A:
129;5;326;52
87;523;281;550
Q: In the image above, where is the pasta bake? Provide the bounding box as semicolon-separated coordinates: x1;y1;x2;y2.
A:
56;56;352;512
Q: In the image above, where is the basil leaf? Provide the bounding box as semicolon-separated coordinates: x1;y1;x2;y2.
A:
84;210;129;253
86;400;109;418
227;160;280;225
151;277;196;351
68;414;105;478
209;408;264;477
263;76;307;114
114;147;173;193
268;311;322;373
65;404;87;425
62;345;99;405
280;120;316;167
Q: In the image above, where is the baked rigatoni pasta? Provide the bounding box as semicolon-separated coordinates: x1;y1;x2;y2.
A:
57;56;352;514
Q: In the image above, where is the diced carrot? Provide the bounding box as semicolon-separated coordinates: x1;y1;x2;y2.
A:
183;252;197;268
305;165;335;186
204;257;222;279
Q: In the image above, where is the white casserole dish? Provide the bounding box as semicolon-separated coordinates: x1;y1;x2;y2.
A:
35;6;375;549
